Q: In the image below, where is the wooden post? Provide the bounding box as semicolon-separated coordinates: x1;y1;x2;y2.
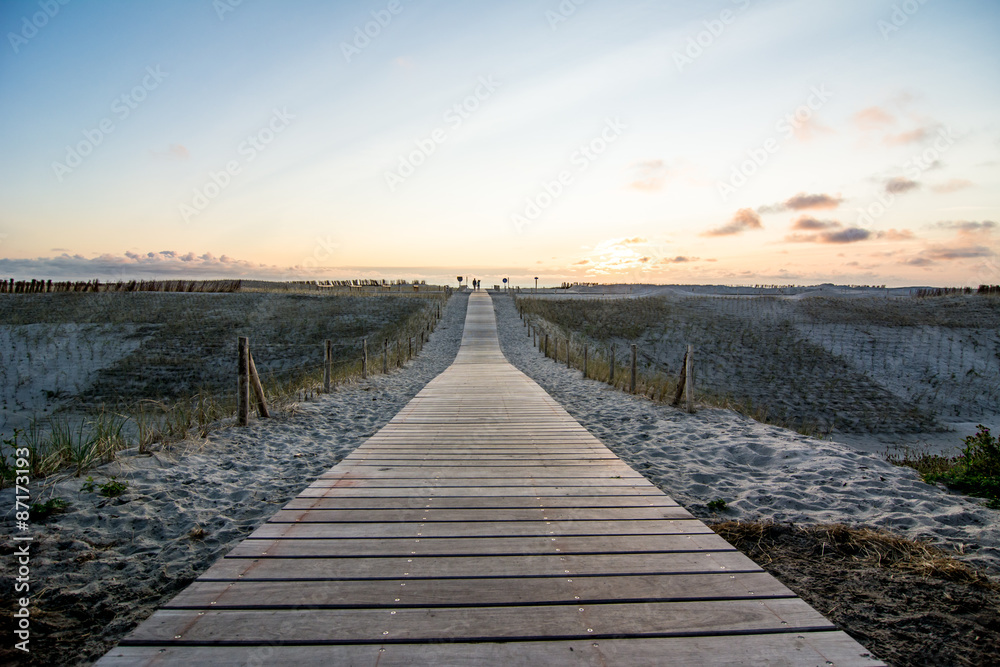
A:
248;353;269;418
362;338;368;379
396;339;401;367
237;336;249;426
408;337;413;360
583;345;588;378
566;338;571;368
323;339;332;393
544;334;549;358
383;339;388;373
609;346;615;385
630;344;637;394
672;348;688;407
685;343;695;413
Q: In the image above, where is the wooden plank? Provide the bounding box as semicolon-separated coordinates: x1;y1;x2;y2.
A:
281;495;679;510
164;571;793;609
99;633;885;667
296;487;667;498
119;598;835;644
264;506;694;523
248;518;713;540
226;533;738;558
198;551;762;581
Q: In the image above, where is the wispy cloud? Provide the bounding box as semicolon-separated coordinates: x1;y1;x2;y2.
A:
791;215;841;230
702;209;763;237
932;220;996;234
0;250;289;280
930;179;973;193
853;106;895;130
786;227;872;244
885;177;920;194
151;143;190;160
628;160;668;191
758;192;843;214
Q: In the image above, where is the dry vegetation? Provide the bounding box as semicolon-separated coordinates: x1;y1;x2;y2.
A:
0;290;445;481
713;520;1000;666
516;293;1000;436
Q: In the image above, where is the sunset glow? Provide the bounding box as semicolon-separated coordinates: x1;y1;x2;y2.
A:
1;0;998;287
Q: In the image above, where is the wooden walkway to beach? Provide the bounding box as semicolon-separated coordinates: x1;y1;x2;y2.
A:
99;292;882;665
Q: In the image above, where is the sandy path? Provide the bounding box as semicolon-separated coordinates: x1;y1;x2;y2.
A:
491;293;1000;576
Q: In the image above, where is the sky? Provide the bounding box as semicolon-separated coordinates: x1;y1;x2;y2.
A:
1;0;998;288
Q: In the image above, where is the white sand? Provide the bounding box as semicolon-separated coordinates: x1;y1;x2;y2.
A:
491;294;1000;576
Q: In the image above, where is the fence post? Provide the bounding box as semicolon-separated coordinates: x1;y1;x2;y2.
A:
630;343;637;394
248;352;269;418
545;334;549;358
362;338;368;379
685;343;695;413
673;348;688;407
409;337;413;360
584;344;588;378
396;339;401;367
383;339;388;373
566;338;571;368
324;340;332;393
609;346;615;385
237;336;249;426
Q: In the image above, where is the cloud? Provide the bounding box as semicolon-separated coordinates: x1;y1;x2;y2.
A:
758;192;843;214
932;220;996;233
0;250;290;280
628;160;668;191
923;244;994;260
621;237;648;245
786;228;872;244
883;127;931;146
853;106;895;130
393;56;416;69
931;179;973;194
572;259;590;265
791;116;833;142
877;229;915;242
702;208;763;237
791;216;841;231
658;256;699;264
151;143;190;160
885;177;919;194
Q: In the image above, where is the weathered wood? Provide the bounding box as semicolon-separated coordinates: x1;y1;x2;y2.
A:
236;336;249;426
630;343;637;394
100;632;883;667
685;343;695;413
609;345;615;385
247;352;269;418
583;344;588;378
323;339;333;393
361;338;368;379
383;338;388;373
673;347;688;407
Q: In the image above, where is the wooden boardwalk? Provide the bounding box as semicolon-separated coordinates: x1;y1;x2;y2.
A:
99;292;883;665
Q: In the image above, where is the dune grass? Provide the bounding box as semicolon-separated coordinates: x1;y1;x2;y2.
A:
888;426;1000;508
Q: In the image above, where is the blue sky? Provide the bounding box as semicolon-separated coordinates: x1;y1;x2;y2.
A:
1;0;998;286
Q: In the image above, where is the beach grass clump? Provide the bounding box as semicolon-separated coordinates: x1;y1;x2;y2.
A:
712;520;995;588
889;426;1000;508
29;497;69;521
81;475;128;497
